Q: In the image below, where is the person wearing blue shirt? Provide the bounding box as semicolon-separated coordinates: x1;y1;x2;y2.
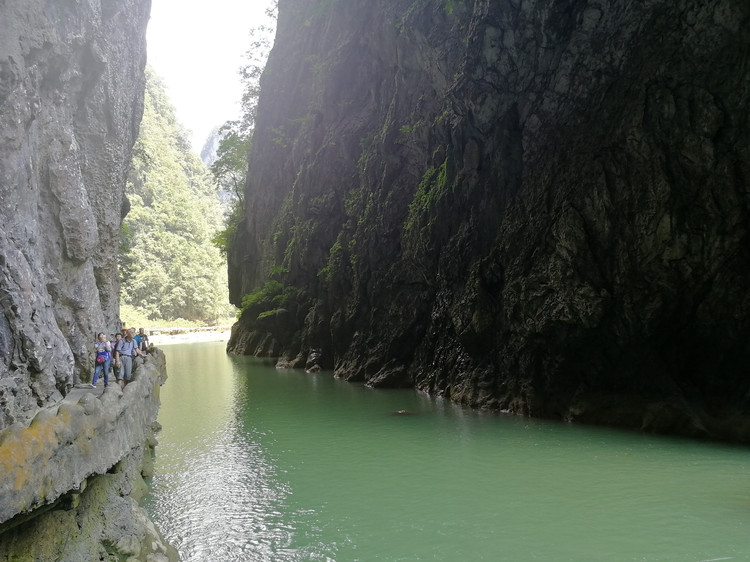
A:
136;327;150;353
114;328;144;388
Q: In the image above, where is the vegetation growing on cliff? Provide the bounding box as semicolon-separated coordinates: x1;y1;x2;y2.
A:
209;128;249;256
121;68;234;324
210;2;277;257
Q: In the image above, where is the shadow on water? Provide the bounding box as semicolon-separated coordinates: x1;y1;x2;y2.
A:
144;341;750;562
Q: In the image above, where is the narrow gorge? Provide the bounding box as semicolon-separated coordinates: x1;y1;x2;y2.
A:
1;0;750;558
227;0;750;442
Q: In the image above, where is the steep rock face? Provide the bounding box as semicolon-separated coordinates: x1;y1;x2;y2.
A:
228;0;750;441
0;444;178;562
0;0;150;429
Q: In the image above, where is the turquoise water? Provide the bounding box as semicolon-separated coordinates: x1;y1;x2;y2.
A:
144;341;750;561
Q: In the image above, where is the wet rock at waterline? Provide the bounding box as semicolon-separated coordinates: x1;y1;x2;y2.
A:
227;0;750;442
0;351;174;559
0;443;178;562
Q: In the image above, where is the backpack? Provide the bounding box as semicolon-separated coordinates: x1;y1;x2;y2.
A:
95;342;110;363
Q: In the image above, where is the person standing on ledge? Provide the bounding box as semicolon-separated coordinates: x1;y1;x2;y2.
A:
114;328;145;389
137;327;150;354
91;332;111;388
110;332;123;383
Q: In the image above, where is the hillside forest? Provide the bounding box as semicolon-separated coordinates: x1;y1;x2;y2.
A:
120;68;235;325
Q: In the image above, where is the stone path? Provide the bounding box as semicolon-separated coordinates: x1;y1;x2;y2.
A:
63;383;111;404
56;356;151;409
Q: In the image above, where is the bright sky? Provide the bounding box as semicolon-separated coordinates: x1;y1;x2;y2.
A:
146;0;274;151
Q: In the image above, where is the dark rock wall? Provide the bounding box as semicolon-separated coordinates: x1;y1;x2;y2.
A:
0;0;150;429
228;0;750;441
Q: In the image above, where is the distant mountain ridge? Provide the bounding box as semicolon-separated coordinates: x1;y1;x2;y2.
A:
200;127;222;166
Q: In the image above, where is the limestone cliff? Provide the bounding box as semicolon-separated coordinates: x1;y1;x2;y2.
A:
0;0;149;429
0;351;178;561
0;0;173;558
228;0;750;441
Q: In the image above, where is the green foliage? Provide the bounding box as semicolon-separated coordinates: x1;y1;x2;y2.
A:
404;158;452;237
121;67;235;324
434;108;451;125
268;265;289;278
211;201;243;257
120;303;235;330
241;280;284;310
275;285;302;307
257;308;286;320
208;122;249;258
210;125;250;202
240;279;302;319
318;236;345;281
236;2;278;136
211;3;277;258
397;120;424;144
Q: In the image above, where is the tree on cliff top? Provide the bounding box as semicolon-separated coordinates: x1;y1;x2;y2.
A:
121;67;235;324
210;2;277;256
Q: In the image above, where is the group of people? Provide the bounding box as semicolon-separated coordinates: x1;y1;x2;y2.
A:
92;327;150;389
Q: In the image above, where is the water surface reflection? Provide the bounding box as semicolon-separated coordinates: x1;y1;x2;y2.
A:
146;341;750;561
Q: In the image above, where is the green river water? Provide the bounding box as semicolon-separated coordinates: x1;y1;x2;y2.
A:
144;340;750;561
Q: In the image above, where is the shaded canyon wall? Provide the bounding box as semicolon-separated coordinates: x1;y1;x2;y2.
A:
228;0;750;441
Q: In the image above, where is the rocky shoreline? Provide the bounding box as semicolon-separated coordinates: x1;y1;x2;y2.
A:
149;326;232;346
227;0;750;443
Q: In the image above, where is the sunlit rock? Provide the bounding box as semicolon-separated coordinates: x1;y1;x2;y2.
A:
0;352;175;561
0;0;149;428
